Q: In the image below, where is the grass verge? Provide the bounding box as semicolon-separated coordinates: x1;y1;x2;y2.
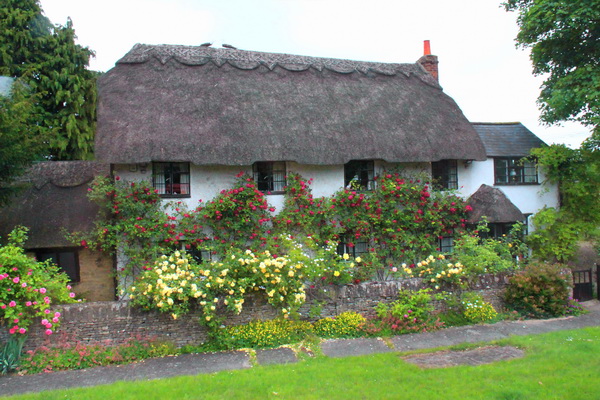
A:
6;327;600;400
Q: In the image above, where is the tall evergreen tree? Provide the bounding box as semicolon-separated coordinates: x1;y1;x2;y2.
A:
0;0;96;160
0;79;47;205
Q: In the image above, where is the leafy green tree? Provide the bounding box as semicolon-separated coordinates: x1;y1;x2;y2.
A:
0;0;96;160
0;80;47;206
526;141;599;261
504;0;599;130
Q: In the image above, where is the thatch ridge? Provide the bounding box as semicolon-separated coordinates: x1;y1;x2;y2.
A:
97;44;487;165
118;44;439;83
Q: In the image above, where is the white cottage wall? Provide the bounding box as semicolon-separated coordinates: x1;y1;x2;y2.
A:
114;161;431;213
457;158;560;231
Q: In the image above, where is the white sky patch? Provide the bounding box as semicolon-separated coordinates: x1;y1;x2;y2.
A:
39;0;592;147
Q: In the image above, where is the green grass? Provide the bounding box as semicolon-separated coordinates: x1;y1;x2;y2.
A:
6;327;600;400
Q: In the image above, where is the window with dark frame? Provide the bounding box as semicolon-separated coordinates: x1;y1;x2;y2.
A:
35;248;80;283
438;233;454;254
432;160;458;190
253;161;286;193
152;162;191;197
344;160;375;191
336;235;369;258
186;246;212;264
494;157;538;185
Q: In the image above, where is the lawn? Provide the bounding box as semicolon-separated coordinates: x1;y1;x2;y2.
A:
6;327;600;400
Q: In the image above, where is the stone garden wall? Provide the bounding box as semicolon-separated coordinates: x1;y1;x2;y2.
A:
1;274;511;351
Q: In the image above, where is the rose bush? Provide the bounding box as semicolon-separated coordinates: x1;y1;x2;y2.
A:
0;227;76;335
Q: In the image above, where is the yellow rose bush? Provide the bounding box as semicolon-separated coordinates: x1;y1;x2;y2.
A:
401;254;466;289
130;248;309;329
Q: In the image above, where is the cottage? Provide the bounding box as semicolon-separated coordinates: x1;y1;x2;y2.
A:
96;43;487;213
0;44;558;300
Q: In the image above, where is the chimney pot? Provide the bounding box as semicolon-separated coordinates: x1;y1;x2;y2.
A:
424;40;431;55
417;40;439;82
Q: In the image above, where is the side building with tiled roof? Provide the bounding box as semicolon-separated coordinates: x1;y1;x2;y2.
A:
454;122;559;235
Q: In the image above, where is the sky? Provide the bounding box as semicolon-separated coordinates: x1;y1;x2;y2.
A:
39;0;591;147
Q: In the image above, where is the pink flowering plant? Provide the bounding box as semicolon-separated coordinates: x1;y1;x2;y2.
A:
0;227;75;336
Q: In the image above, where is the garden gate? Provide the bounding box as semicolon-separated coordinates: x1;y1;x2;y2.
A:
572;264;598;302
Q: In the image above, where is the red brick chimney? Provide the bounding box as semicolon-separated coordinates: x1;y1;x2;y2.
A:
417;40;439;82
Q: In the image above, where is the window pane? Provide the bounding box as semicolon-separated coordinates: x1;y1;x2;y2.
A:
495;159;508;184
495;158;538;185
58;251;79;282
253;162;286;193
153;162;191;196
432;160;457;190
344;160;374;191
36;250;80;283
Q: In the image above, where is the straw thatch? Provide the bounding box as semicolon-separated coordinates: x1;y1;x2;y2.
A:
0;162;108;248
96;44;486;165
466;184;525;224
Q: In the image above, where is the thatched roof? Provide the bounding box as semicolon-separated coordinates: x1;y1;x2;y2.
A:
0;162;108;249
472;122;546;157
96;44;486;165
466;184;525;224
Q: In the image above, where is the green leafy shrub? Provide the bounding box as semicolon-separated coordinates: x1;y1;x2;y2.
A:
375;289;434;322
213;319;313;349
0;227;76;336
0;336;26;375
313;311;366;338
461;292;498;323
452;223;522;275
526;207;583;263
504;262;573;318
18;338;175;374
365;289;444;335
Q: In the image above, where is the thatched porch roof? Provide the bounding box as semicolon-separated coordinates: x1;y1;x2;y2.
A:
96;44;486;165
466;184;525;224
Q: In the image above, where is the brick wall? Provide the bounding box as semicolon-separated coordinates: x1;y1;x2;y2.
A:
1;274;511;351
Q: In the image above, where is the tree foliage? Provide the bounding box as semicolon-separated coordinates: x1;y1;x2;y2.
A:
504;0;600;130
0;80;47;205
527;142;599;261
0;0;97;160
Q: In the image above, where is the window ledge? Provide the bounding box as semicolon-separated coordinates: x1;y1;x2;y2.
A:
494;183;540;186
159;194;192;199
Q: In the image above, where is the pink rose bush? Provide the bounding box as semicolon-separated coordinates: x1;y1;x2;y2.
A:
0;227;76;335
